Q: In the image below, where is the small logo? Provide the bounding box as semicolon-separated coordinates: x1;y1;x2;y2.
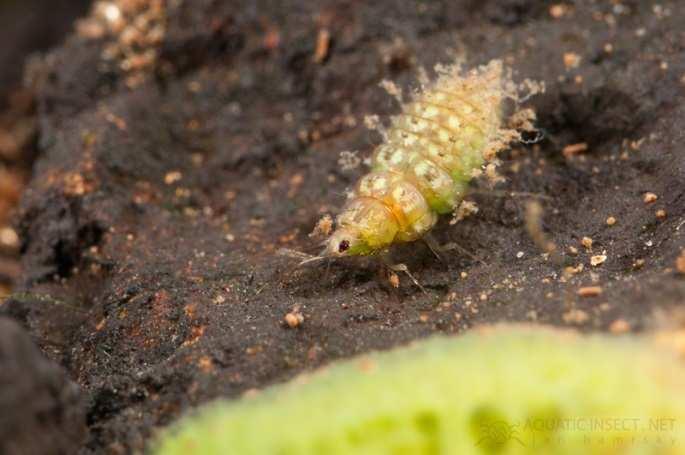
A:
476;420;526;449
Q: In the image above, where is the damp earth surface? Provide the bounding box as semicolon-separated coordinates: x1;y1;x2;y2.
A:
2;0;685;453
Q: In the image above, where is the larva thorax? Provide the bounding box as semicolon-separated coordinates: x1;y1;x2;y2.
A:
325;60;517;257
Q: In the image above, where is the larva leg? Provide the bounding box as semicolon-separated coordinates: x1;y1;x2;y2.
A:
390;263;427;295
424;232;487;266
421;232;445;263
379;253;427;294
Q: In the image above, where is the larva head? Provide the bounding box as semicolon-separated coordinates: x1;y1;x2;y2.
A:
324;227;369;257
325;198;400;257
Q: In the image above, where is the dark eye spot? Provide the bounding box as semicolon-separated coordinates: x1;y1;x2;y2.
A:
338;240;350;253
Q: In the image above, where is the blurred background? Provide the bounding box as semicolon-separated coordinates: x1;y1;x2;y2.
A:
0;0;92;297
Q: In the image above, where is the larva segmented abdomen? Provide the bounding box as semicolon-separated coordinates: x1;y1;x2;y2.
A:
325;60;517;257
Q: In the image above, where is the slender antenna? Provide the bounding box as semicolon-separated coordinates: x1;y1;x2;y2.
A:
276;248;328;267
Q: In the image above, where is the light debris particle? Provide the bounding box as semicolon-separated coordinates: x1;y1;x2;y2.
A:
563;52;582;69
309;214;333;238
590;254;607;267
609;319;631;334
563;308;589;324
378;79;403;103
606;216;616;226
198;356;213;373
677;251;685;275
549;3;569;19
0;227;19;248
562;142;588;158
338;150;362;171
577;286;603;297
313;28;331;63
484;162;505;184
643;192;658;204
564;263;584;276
450;200;479;225
581;236;593;250
284;308;304;328
164;171;182;185
388;271;400;288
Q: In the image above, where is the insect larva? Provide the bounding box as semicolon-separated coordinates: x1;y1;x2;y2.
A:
323;60;538;257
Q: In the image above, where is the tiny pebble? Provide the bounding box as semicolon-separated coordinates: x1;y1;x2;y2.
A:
164;171;182;185
0;227;19;248
643;192;658;204
563;308;589;324
609;319;631;334
284;310;304;328
590;254;607;267
577;286;603;297
581;237;593;250
677;251;685;275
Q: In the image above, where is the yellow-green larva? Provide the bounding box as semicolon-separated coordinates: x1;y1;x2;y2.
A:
324;60;532;257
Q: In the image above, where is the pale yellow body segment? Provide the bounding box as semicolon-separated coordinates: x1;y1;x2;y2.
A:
325;60;514;257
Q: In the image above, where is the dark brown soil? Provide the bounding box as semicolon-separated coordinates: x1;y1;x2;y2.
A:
2;0;685;453
0;316;86;455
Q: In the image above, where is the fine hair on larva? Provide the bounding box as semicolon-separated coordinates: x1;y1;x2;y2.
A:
295;59;541;263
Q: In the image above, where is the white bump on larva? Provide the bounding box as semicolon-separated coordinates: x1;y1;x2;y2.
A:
377;149;391;164
424;105;438;117
413;211;436;232
428;145;441;157
447;115;461;129
438;130;450;142
392;186;405;200
390;151;405;165
402;193;420;211
372;177;387;190
436;173;451;186
414;162;430;176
